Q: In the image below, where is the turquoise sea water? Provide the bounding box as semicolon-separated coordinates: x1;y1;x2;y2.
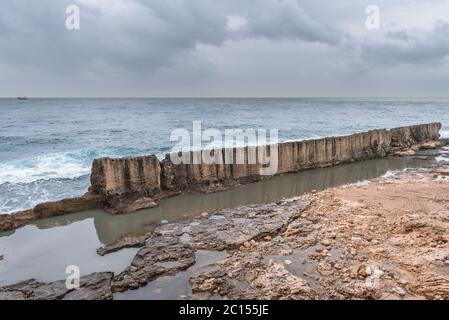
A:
1;97;449;213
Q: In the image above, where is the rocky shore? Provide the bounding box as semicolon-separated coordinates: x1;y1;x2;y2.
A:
2;158;449;300
0;123;442;232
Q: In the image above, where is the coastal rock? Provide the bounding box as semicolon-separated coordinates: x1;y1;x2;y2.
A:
189;251;313;299
109;197;311;293
187;164;449;300
91;123;442;215
0;272;113;300
31;193;104;219
111;236;196;292
103;196;159;215
90;155;161;214
4;163;449;300
0;214;16;232
0;123;442;229
160;123;441;194
62;272;114;300
97;234;149;256
393;149;416;157
156;197;311;250
0;193;103;232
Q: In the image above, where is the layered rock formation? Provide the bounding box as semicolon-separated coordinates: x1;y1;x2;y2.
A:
90;155;161;214
91;122;441;214
0;272;114;300
0;194;104;232
0;123;442;231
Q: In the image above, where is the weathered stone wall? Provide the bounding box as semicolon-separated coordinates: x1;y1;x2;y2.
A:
390;123;441;148
0;123;442;230
90;155;161;196
83;122;443;213
89;155;161;214
160;123;441;193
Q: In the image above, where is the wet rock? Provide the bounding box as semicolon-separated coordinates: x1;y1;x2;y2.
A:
394;149;416;157
112;235;196;292
0;290;26;300
32;193;104;219
0;273;113;300
155;198;310;251
1;193;104;232
62;273;114;300
5;160;449;300
0;279;38;300
190;252;313;299
106;197;159;215
0;214;16;232
97;234;148;256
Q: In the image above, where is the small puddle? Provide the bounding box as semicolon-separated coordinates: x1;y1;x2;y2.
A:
114;250;228;300
0;219;138;286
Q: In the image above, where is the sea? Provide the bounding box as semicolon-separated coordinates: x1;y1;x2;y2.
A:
1;97;448;214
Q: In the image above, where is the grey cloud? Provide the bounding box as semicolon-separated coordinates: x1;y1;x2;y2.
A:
361;22;449;66
222;0;342;45
1;0;449;97
0;0;342;79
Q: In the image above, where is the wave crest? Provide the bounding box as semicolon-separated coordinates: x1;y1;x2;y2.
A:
0;150;99;185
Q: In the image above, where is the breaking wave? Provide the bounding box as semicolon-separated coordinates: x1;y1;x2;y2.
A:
0;147;166;186
0;150;97;185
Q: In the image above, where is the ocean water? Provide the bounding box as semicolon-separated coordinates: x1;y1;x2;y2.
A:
0;97;448;214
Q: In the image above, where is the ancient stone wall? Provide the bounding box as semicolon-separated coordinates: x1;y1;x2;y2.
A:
159;123;441;193
84;123;441;214
0;123;441;230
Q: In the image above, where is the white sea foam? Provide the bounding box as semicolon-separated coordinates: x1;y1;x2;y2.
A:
0;151;93;185
440;130;449;139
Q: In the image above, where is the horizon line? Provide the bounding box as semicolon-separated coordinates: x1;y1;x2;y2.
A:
2;96;449;99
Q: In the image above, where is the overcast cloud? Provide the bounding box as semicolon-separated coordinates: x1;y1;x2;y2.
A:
1;0;449;97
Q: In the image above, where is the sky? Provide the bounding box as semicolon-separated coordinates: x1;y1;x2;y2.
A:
1;0;449;97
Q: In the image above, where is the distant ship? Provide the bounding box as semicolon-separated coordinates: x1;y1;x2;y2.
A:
17;96;28;100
